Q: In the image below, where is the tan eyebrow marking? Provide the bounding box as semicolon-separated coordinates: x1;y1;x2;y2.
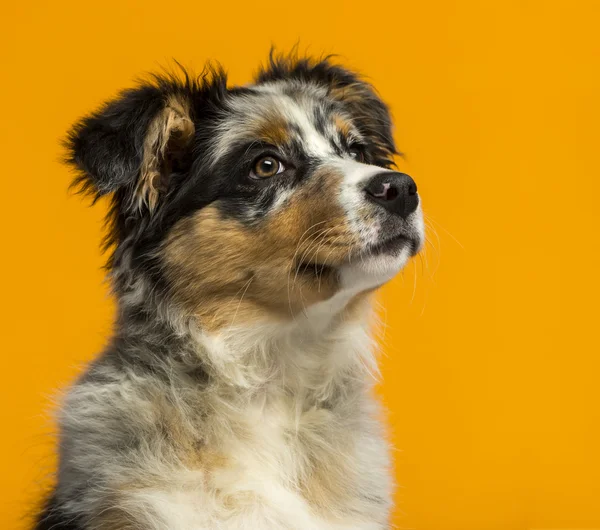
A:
332;114;353;137
251;113;290;146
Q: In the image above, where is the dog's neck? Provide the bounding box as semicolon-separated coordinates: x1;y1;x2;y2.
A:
115;277;380;407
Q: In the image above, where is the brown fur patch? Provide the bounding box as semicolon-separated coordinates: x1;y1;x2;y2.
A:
332;113;353;137
255;112;290;146
137;94;195;211
329;82;373;106
162;167;360;331
295;408;359;516
300;466;352;516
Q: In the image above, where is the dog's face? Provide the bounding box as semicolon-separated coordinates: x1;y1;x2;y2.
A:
68;56;423;330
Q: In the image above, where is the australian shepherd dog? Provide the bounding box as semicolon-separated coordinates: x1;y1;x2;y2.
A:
35;52;424;530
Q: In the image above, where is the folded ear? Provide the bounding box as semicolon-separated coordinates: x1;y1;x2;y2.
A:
328;78;396;161
66;79;195;212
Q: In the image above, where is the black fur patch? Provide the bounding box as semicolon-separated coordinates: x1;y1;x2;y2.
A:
35;492;83;530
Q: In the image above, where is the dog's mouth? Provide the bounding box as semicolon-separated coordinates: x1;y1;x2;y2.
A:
293;233;418;279
363;233;418;257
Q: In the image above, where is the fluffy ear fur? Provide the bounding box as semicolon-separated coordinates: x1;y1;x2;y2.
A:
63;68;229;274
66;77;196;213
256;52;397;165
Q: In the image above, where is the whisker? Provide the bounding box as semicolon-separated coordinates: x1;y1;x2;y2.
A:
424;213;464;250
226;276;254;332
291;226;339;291
286;220;331;318
410;257;418;305
317;233;349;292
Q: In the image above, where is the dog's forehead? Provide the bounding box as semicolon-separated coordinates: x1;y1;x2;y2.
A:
209;81;359;162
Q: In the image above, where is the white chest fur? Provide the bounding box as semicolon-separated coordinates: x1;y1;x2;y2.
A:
130;394;391;530
60;304;393;529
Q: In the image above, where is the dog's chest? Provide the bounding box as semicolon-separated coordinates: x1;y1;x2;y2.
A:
160;397;391;529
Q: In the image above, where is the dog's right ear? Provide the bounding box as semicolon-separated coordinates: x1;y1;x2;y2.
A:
65;78;196;212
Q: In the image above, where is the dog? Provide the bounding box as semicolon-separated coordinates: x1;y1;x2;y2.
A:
35;53;424;530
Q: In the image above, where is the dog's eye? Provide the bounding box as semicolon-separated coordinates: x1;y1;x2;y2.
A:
348;145;366;163
251;156;285;179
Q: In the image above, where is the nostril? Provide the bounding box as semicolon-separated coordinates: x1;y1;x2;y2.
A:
371;182;389;200
386;186;399;201
408;181;417;196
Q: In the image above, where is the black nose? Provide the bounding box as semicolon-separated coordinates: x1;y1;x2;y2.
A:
364;172;418;218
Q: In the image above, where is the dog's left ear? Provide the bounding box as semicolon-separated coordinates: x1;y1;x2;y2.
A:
66;81;195;212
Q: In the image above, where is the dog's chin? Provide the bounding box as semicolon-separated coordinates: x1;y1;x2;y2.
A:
339;235;418;293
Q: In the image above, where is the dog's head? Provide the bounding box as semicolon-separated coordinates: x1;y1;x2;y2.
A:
67;54;424;331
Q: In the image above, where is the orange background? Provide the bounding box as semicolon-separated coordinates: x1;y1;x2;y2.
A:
1;1;599;529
